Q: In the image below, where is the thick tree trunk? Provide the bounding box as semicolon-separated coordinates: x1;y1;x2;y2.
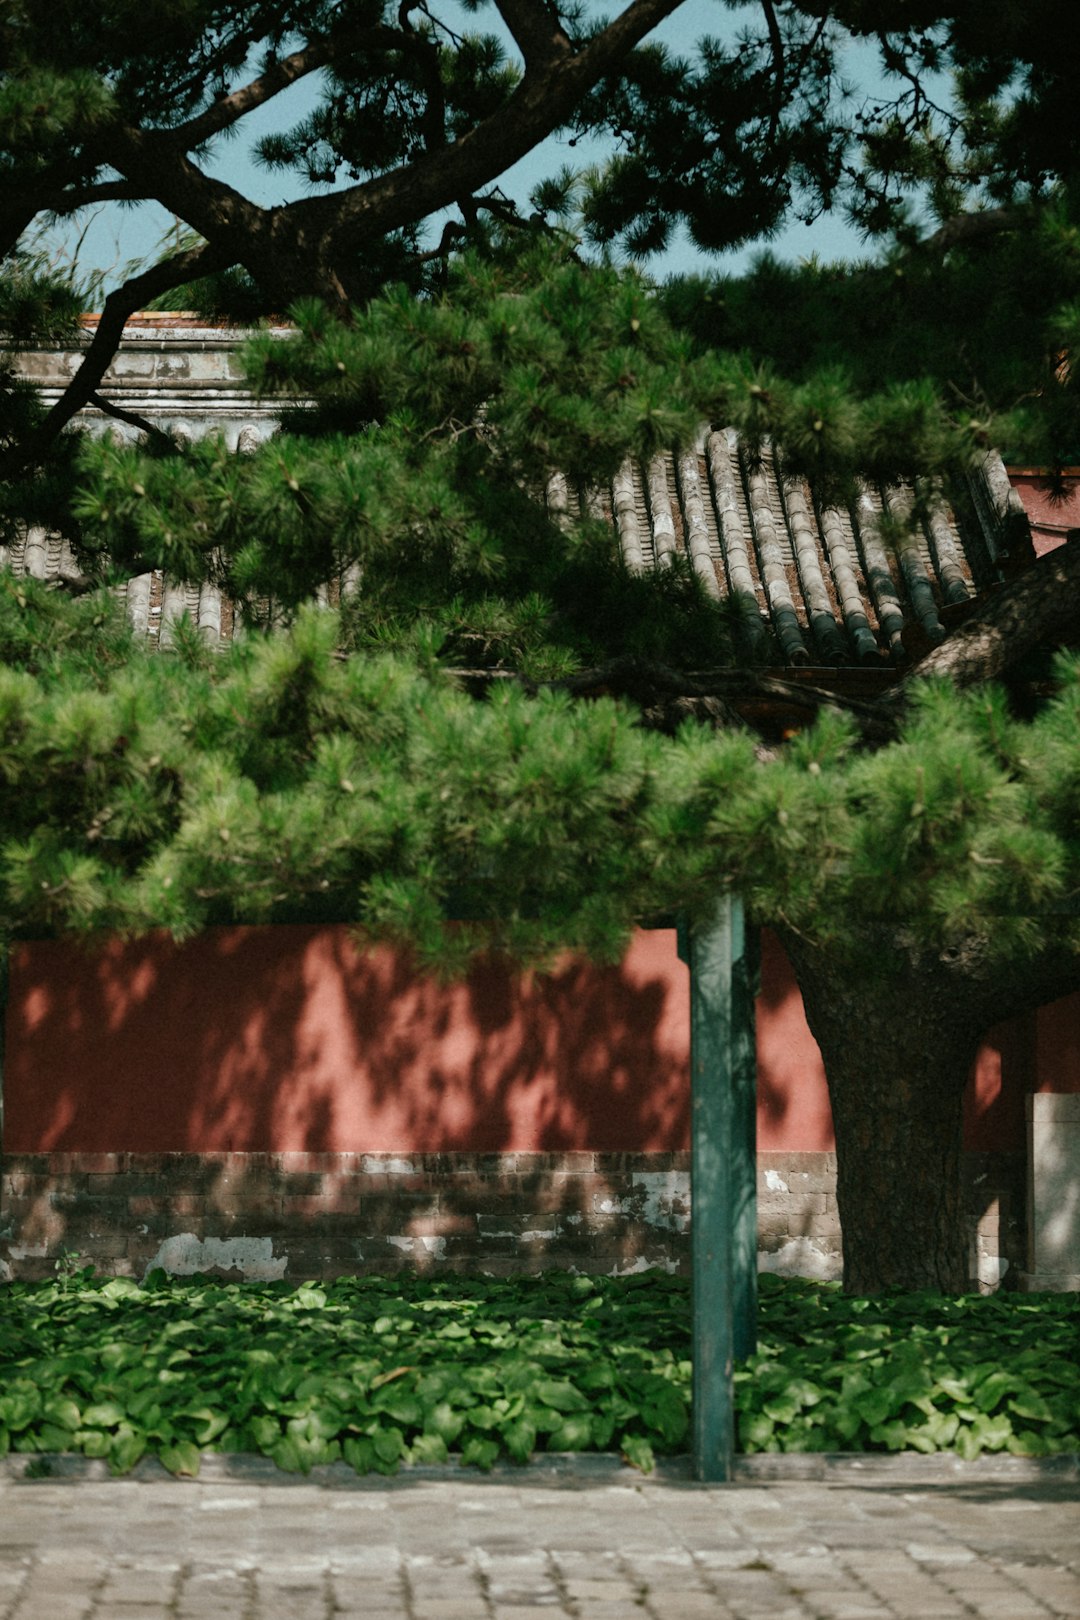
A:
778;925;1080;1295
779;929;985;1294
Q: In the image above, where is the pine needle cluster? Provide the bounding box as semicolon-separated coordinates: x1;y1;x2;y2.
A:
0;572;1076;978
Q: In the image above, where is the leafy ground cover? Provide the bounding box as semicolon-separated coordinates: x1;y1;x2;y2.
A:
0;1271;1076;1477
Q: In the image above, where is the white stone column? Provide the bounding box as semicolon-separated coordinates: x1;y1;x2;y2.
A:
1022;1092;1080;1290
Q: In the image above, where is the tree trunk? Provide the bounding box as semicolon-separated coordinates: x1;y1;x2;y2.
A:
779;929;983;1294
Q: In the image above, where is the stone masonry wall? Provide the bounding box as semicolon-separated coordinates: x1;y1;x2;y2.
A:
0;1149;1024;1288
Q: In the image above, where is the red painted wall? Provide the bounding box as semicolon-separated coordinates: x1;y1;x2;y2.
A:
755;929;832;1151
4;927;691;1155
1035;991;1080;1093
3;925;1070;1157
1007;468;1080;557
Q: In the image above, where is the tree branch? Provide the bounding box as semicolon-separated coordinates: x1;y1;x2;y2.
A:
98;127;270;275
760;0;786;150
10;0;682;317
291;0;686;252
87;391;178;452
41;180;145;213
0;240;232;478
169;24;409;150
492;0;572;70
449;656;898;741
885;539;1080;698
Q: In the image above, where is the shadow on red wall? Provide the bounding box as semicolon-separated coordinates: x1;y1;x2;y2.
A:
7;924;1073;1159
5;926;692;1155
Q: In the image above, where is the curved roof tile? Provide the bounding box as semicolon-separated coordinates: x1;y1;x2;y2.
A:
8;325;1024;667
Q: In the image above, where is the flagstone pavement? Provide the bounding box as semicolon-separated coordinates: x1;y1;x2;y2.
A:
0;1454;1077;1619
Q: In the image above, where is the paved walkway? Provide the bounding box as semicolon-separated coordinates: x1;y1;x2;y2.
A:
0;1456;1077;1619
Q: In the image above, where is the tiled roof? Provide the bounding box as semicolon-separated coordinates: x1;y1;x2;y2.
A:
578;431;1025;667
7;322;1029;667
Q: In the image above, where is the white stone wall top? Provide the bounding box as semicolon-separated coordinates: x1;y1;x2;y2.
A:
1028;1092;1080;1121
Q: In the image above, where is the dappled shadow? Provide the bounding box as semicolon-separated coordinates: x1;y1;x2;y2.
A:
11;925;1052;1165
6;924;1075;1289
4;925;690;1156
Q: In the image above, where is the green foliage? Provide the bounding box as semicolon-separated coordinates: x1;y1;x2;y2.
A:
72;242;1008;622
0;574;1077;969
0;1270;691;1476
7;1;1080;498
1;1272;1076;1475
0;251;86;343
67;247;748;690
737;1275;1080;1457
661;200;1080;468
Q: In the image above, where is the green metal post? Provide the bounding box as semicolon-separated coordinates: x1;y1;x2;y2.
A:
731;918;758;1362
678;895;757;1481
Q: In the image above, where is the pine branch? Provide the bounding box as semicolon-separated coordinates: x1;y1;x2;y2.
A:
169;24;411;150
760;0;786;151
293;0;686;248
100;126;268;255
448;658;898;741
87;391;177;452
491;0;573;70
887;540;1080;697
0;240;231;478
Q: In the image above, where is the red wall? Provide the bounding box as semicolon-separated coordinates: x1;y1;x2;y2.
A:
4;925;1073;1157
4;927;691;1155
1007;468;1080;557
1035;992;1080;1094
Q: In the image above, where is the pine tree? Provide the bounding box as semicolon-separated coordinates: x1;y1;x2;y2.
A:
3;2;1080;1292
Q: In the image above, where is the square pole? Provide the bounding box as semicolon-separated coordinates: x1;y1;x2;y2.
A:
678;895;758;1481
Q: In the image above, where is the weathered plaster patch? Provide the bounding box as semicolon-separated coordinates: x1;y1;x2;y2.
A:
386;1235;447;1259
596;1172;690;1232
609;1255;679;1276
632;1170;691;1233
0;1259;12;1284
361;1156;417;1176
758;1237;841;1283
764;1169;789;1194
976;1254;1009;1289
143;1233;287;1281
6;1242;48;1261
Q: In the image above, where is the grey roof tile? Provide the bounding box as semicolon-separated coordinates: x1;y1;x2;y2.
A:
7;324;1019;669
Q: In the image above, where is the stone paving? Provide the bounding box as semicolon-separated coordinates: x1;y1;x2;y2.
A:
0;1457;1077;1619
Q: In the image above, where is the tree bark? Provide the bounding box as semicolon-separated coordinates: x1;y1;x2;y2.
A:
888;539;1080;697
778;927;1080;1294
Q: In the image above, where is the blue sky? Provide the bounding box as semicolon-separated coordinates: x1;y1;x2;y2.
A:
42;0;900;294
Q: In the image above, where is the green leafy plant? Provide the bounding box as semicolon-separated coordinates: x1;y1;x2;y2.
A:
52;1249;93;1290
737;1276;1080;1458
0;1271;690;1477
0;1272;1077;1476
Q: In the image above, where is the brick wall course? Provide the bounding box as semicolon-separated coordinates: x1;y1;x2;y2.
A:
0;1147;1027;1287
